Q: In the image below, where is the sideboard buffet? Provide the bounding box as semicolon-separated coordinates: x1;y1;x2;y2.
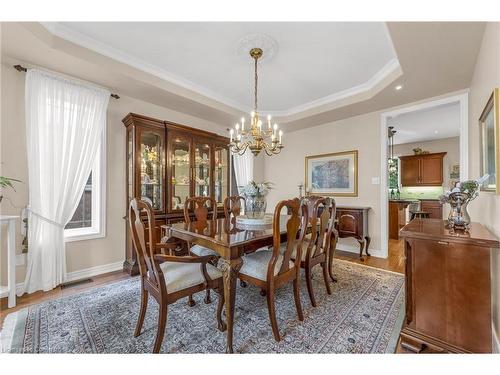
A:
399;219;499;353
123;113;231;275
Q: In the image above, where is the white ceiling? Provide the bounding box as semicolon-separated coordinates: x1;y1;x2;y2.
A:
387;102;460;145
41;22;398;114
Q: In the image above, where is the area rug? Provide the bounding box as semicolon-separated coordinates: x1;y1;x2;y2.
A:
1;259;404;354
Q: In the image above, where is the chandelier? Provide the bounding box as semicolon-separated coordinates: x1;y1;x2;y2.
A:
388;126;397;173
229;48;284;156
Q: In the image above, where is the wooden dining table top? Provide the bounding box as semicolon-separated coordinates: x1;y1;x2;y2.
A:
161;215;291;249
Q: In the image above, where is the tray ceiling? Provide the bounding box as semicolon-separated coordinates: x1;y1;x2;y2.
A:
41;22;399;114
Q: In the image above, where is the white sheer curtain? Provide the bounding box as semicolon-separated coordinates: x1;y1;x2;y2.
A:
21;69;110;294
233;151;254;192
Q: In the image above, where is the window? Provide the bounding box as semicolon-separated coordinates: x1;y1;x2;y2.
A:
64;132;106;242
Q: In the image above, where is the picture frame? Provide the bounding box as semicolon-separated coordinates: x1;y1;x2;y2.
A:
305;150;358;197
479;88;500;193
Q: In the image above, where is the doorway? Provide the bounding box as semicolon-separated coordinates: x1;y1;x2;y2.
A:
379;93;469;261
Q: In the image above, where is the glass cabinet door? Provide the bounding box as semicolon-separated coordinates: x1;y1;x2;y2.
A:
139;129;164;211
194;141;211;198
214;144;229;207
171;135;191;210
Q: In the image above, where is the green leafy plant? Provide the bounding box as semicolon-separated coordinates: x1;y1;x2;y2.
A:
0;176;21;191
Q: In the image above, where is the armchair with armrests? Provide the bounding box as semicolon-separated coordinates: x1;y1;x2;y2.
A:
129;198;226;353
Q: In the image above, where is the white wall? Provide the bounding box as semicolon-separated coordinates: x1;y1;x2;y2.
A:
0;62;226;284
466;22;500;348
264;112;384;256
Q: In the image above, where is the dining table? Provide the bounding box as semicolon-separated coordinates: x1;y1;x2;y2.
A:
161;215;338;353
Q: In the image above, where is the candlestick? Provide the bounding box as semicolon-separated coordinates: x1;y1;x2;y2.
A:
267;114;271;130
241;117;245;132
279;130;283;144
229;129;234;143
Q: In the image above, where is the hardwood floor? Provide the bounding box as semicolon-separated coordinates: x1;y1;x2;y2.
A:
0;239;406;345
0;270;130;328
334;238;405;274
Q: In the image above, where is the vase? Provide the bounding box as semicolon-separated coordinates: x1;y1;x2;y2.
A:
447;192;471;230
244;195;267;219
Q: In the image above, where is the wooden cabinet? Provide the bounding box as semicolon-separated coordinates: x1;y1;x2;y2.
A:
400;219;499;353
389;200;412;239
123;113;230;275
335;206;371;259
400;152;446;186
420;199;442;219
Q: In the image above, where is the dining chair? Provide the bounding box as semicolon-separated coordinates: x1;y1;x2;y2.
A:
238;197;308;342
184;196;220;304
129;198;225;353
223;195;245;219
223;195;252;289
184;196;219;257
294;195;336;307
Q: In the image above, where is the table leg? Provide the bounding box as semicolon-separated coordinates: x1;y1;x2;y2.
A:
219;257;243;354
365;236;371;257
8;219;16;308
357;238;366;261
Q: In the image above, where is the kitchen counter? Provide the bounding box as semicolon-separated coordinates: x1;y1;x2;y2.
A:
389;199;419;203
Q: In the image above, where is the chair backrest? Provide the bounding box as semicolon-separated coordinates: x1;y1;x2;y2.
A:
300;195;337;259
184;196;217;223
269;198;308;279
129;198;165;291
223;195;246;219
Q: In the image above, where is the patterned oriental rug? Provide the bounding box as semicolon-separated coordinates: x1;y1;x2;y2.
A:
1;259;405;354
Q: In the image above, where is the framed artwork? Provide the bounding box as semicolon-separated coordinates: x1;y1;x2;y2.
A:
479;88;500;193
305;150;358;197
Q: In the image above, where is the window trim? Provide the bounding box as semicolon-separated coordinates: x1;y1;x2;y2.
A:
64;127;107;242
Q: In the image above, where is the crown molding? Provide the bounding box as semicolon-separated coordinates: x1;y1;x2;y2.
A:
40;22;401;119
266;58;401;118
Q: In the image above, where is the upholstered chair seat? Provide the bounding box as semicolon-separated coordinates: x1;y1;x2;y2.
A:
190;244;219;257
240;244;294;281
158;261;222;293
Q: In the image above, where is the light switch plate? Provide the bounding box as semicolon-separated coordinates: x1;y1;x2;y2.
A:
371;177;380;185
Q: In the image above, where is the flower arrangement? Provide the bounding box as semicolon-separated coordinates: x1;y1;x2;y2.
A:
242;180;273;198
439;179;480;205
439;176;487;230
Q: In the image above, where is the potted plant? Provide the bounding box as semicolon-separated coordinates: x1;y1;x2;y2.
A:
0;176;21;204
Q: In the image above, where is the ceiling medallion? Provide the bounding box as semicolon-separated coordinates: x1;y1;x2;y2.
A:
236;33;279;63
229;47;283;156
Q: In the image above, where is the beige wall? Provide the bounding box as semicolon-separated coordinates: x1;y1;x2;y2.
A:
466;22;500;348
0;62;226;284
393;136;460;190
264;112;384;256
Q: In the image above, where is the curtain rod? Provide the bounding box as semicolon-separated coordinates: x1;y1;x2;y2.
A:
13;64;120;99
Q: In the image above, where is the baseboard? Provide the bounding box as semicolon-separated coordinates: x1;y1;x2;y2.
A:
493;323;500;353
0;260;124;298
335;242;386;258
64;261;124;283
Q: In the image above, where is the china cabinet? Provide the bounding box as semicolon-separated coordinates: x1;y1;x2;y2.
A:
123;113;230;275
